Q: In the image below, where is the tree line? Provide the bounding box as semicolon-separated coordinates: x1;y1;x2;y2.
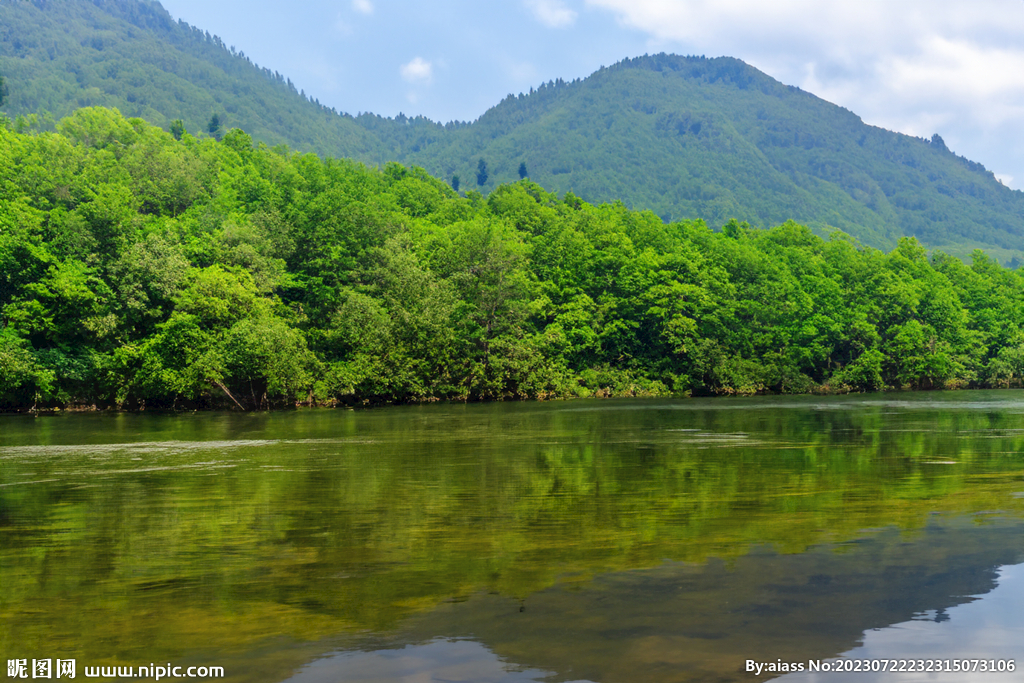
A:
2;107;1024;411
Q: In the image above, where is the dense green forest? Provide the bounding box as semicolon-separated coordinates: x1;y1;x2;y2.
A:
388;55;1024;263
3;0;1024;262
3;107;1024;410
0;0;380;158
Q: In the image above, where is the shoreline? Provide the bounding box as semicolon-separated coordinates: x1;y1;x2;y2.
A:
4;381;1018;415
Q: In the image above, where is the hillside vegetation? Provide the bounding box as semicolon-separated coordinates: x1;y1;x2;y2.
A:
2;1;1024;261
3;109;1024;410
0;0;380;158
398;55;1024;261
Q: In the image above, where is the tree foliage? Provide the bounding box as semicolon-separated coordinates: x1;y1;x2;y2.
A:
169;119;184;141
3;109;1024;411
0;0;380;161
207;113;222;140
476;158;488;187
358;55;1024;264
3;0;1024;262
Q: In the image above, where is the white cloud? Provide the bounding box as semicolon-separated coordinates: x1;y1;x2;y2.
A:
778;563;1024;683
351;0;373;15
525;0;578;28
400;57;433;84
582;0;1024;188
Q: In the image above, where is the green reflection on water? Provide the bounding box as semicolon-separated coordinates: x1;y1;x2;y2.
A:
2;392;1023;682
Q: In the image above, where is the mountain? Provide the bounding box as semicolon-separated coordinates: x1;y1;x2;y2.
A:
2;0;1023;262
0;0;381;158
388;56;1024;261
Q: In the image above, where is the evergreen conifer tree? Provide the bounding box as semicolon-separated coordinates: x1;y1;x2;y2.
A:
170;119;185;141
207;113;223;139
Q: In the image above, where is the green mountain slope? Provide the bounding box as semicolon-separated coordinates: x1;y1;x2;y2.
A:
2;1;1023;261
389;55;1024;258
0;0;381;159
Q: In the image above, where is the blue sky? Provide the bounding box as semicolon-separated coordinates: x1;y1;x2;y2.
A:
158;0;1024;190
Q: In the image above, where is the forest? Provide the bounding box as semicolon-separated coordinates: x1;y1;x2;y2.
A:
2;107;1024;411
4;0;1024;263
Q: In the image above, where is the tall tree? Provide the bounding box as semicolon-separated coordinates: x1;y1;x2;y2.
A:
169;119;185;141
207;113;223;140
518;162;528;180
476;159;488;187
0;74;7;107
451;174;460;192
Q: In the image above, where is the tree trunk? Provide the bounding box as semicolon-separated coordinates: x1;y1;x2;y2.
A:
213;380;246;411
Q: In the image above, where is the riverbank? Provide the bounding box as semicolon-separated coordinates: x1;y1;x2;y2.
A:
4;377;1016;414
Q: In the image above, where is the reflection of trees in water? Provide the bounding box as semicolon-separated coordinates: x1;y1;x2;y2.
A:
2;398;1024;679
392;521;1022;683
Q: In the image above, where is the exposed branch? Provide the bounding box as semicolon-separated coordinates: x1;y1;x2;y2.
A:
212;380;246;411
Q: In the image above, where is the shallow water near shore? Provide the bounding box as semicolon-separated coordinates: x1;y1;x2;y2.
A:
2;391;1024;682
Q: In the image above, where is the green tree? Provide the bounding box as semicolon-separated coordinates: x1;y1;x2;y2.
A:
0;328;55;408
0;73;7;108
222;313;318;408
174;266;258;331
518;162;528;179
985;343;1024;387
207;113;223;140
451;174;460;192
132;313;224;404
6;106;1024;409
476;158;488;187
58;107;140;151
169;119;185;141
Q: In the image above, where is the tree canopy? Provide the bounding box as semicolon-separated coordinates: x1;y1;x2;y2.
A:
3;108;1024;411
2;0;1024;263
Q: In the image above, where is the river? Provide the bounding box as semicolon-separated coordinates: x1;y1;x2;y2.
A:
2;392;1023;682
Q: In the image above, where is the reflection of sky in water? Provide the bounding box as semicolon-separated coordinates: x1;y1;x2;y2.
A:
285;638;592;683
287;560;1024;683
782;563;1024;683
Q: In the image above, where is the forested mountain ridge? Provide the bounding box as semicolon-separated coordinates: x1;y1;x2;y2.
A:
0;0;382;158
4;109;1024;411
395;55;1024;261
1;0;1024;263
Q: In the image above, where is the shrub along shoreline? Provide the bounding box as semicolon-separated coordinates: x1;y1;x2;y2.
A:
2;108;1024;412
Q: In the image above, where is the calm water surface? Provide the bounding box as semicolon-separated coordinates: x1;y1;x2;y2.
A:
2;392;1024;682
